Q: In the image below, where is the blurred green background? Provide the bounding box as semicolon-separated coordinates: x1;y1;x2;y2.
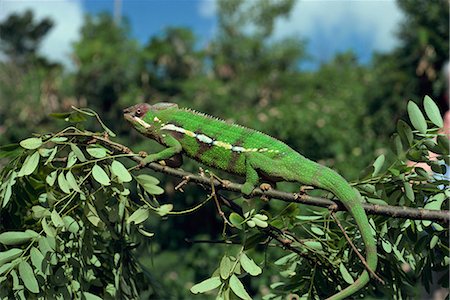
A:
0;0;448;298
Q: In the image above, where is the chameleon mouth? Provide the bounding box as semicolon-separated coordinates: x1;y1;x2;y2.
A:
132;115;152;129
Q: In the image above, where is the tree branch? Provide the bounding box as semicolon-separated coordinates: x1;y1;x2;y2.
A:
62;132;450;224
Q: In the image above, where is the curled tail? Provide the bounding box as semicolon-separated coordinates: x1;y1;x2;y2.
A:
304;163;378;300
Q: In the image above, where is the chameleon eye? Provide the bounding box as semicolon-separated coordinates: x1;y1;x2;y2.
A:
135;108;141;117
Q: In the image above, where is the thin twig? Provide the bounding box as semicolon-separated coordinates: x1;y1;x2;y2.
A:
331;212;385;284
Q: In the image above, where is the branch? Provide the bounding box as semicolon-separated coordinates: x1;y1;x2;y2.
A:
62;132;450;224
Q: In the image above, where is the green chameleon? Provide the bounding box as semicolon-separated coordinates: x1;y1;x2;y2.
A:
124;102;378;300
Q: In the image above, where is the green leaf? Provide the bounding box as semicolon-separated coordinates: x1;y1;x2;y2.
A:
46;171;57;186
18;261;39;293
83;292;103;300
19;138;42;150
240;253;262;276
140;183;164;195
63;216;80;233
229;275;251;300
310;226;325;236
251;217;268;228
295;215;322;221
44;146;58;165
403;182;414;202
111;160;132;183
66;151;77;168
86;203;101;227
92;164;111;186
220;256;232;279
424;193;446;210
0;230;39;245
423;193;446;227
127;207;150;224
137;227;155;238
135;174;160;185
58;172;71;194
31;205;50;219
372;154;385;176
51;210;64;227
18;151;40;177
397;120;413;146
156;204;173;216
423;95;443;127
30;247;44;274
407;101;427;134
1;184;12;208
0;262;12;276
229;213;244;229
66;171;81;193
38;236;55;255
86;146;107;158
0;143;22;159
49;137;68;143
382;239;392;253
190;276;222;294
304;241;323;250
70;144;86;162
437;135;450;155
41;217;57;237
430;235;439;249
339;263;354;284
0;248;23;265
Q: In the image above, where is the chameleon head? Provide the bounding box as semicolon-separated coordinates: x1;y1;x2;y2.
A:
123;102;179;135
123;103;152;134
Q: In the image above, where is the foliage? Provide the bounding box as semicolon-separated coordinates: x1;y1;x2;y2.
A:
365;0;449;138
0;96;448;299
0;9;53;69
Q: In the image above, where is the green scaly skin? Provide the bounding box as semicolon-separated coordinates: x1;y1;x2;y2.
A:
124;102;378;300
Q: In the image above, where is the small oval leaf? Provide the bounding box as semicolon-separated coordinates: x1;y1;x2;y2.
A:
240;253;262;276
70;144;86;162
190;276;222;294
229;274;251;300
19;138;42;150
0;248;23;265
372;154;385;176
18;151;40;177
92;165;111;186
127;207;150;224
19;261;39;293
0;231;38;246
339;263;355;284
407;101;427;134
424;95;444;128
111;160;132;183
58;172;71;194
86;146;107;158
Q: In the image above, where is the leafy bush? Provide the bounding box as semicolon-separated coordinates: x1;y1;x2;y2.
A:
0;96;448;299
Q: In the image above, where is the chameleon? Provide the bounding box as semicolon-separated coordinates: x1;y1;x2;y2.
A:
123;102;378;300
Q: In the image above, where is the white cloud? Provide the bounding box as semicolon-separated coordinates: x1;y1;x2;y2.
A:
274;0;404;63
0;0;84;68
198;0;217;18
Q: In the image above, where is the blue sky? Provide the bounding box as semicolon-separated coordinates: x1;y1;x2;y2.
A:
0;0;404;69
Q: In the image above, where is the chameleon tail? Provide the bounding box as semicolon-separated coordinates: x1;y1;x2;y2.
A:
305;164;378;300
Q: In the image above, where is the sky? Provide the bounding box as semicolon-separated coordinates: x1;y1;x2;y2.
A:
0;0;404;69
